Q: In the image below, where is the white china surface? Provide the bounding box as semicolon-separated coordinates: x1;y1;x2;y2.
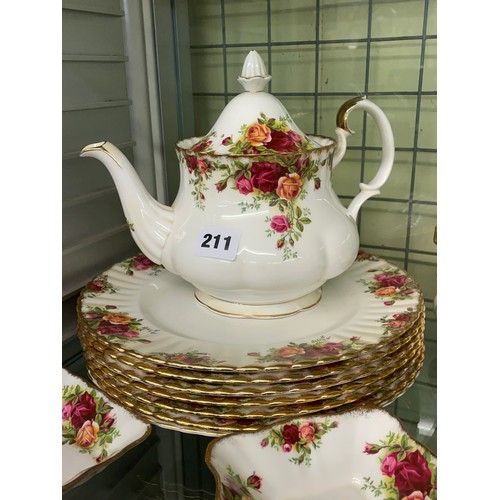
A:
62;369;151;489
207;408;437;499
80;254;421;371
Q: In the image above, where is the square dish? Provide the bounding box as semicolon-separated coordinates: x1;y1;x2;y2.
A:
206;407;437;499
62;368;151;490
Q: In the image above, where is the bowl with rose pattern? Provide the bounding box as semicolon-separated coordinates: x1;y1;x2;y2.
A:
205;407;437;499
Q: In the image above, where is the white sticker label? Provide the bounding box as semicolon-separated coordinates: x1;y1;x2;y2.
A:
195;227;241;261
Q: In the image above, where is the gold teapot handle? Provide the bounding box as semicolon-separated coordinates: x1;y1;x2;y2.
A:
333;96;395;220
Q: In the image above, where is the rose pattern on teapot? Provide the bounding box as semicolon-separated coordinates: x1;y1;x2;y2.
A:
180;113;333;260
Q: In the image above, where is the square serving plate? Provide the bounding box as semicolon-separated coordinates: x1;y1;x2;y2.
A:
62;368;151;490
206;407;437;499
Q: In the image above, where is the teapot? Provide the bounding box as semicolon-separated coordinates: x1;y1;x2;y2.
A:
81;51;394;318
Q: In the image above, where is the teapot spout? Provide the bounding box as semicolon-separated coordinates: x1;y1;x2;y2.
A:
80;141;174;264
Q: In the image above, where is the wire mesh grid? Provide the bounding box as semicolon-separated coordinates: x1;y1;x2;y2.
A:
187;0;437;306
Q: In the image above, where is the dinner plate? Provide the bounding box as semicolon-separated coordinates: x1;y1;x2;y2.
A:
62;369;151;490
89;353;422;437
86;334;422;409
206;407;437;499
81;317;423;397
78;253;421;372
89;346;423;420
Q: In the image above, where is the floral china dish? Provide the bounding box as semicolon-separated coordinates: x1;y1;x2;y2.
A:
62;368;151;490
206;407;437;499
80;50;395;318
78;252;421;372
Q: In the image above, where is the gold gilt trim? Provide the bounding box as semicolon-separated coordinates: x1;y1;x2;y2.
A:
83;326;423;400
78;312;424;386
80;141;122;168
86;338;422;409
87;348;423;420
336;95;366;133
88;353;423;437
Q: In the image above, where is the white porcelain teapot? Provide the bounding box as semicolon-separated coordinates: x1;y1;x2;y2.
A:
81;51;394;318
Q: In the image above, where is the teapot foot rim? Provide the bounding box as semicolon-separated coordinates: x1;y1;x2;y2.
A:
193;288;322;320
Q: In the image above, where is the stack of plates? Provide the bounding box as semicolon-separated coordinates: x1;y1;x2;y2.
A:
77;252;425;437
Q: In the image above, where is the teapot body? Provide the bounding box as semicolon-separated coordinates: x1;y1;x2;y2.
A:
160;135;359;313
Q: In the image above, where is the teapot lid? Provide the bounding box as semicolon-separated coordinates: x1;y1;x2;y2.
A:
190;50;322;155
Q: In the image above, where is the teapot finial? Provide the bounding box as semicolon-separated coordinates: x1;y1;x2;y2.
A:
237;50;271;92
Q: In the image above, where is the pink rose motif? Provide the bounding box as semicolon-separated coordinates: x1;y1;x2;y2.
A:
393;450;433;498
381;451;399;476
260;439;268;448
71;392;97;429
282;424;300;445
387;320;406;328
403;492;428;500
281;443;292;453
270;215;290;233
62;402;73;421
298;422;316;443
267;130;302;152
235;175;253;195
250;161;287;193
121;330;140;339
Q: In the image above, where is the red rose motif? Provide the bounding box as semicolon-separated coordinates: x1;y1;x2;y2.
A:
247;473;262;490
88;279;105;292
282;424;300;445
294;155;309;175
363;443;378;455
186;154;198;174
235;175;253;195
393;450;433;498
98;323;130;335
250;161;287;193
133;254;156;270
393;313;412;321
71;392;97;428
192;139;212;152
375;273;407;288
270;215;290;233
222;136;231;145
267;130;302;152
